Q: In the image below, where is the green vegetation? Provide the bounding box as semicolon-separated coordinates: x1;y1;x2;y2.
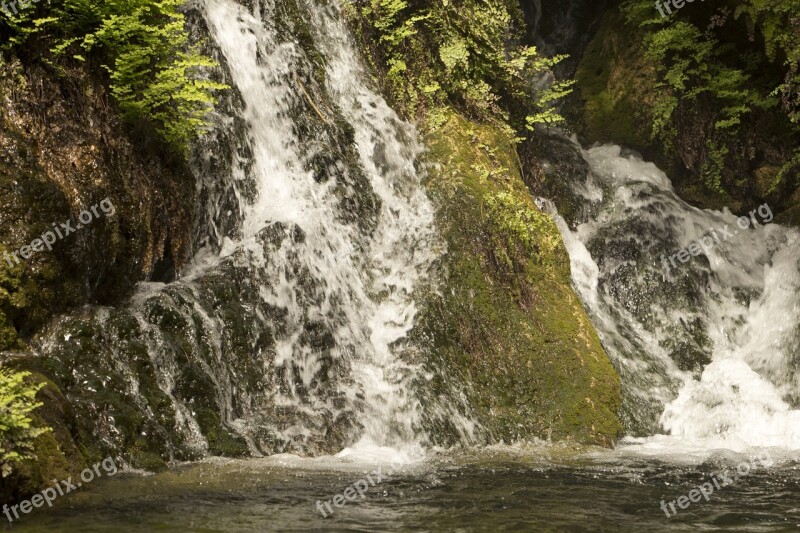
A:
1;0;227;152
345;0;574;130
0;250;27;351
0;367;48;478
484;191;559;270
621;0;800;194
416;111;622;446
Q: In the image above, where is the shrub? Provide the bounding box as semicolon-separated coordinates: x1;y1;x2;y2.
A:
2;0;228;153
622;0;800;192
346;0;573;130
0;368;48;478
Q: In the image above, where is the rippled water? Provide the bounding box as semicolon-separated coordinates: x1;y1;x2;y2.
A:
7;445;800;532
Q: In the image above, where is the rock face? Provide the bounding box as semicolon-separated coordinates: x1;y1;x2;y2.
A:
0;60;196;352
0;58;197;498
412;111;622;447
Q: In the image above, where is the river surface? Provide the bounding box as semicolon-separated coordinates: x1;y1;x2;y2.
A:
6;442;800;532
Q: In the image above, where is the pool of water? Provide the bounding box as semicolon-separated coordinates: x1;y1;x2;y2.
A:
5;443;800;532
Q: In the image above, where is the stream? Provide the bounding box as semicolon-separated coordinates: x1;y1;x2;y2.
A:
7;444;800;531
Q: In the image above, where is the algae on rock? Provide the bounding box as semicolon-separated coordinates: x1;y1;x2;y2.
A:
412;110;622;447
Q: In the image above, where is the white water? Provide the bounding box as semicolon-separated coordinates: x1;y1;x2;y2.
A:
553;142;800;453
200;0;437;458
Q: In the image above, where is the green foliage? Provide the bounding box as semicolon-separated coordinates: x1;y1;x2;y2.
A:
768;148;800;195
639;20;774;145
2;0;227;152
485;191;558;267
622;0;799;191
701;139;729;194
347;0;572;128
0;368;48;478
525;77;577;129
734;0;800;123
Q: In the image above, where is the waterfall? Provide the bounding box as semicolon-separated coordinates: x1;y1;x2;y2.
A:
200;0;438;451
33;0;437;460
551;141;800;451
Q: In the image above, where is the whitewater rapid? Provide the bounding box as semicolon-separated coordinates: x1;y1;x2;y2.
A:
552;141;800;453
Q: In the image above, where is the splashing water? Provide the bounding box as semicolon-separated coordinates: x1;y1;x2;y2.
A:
552;142;800;451
191;0;437;452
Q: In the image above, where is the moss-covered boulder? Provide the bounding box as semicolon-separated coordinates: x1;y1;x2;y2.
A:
413;110;622;447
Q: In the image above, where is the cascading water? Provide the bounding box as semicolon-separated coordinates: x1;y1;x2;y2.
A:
200;0;438;452
549;141;800;451
33;0;436;461
12;0;800;528
27;0;797;469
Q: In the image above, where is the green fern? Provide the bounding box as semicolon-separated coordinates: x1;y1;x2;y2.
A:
2;0;228;153
348;0;572;126
0;368;48;478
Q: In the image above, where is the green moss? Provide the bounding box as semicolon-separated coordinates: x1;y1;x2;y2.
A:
175;362;249;458
195;408;250;458
574;11;654;151
128;444;168;472
415;110;622;447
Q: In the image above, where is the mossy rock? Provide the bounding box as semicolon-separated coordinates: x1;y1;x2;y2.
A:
194;408;250;458
413;109;622;447
127;443;169;472
574;10;657;154
173;350;248;458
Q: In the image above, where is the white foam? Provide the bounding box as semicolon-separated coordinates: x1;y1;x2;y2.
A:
556;143;800;454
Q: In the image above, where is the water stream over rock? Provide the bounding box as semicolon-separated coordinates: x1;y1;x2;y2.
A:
549;141;800;450
6;1;800;530
31;0;439;463
20;0;800;475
